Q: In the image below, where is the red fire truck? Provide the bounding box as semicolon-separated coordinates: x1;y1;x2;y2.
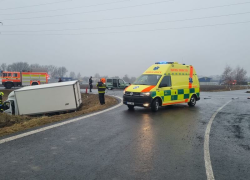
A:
1;71;49;89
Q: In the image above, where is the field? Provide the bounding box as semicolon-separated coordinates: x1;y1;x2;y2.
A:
200;85;249;92
0;90;118;137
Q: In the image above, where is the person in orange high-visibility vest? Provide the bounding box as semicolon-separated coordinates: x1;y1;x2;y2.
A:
97;78;106;105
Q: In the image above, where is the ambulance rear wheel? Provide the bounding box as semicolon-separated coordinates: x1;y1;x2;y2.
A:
188;95;196;107
151;99;160;112
127;105;134;110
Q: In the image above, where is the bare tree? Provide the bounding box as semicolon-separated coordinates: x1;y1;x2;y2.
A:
77;73;81;80
57;67;68;77
221;65;234;86
69;72;76;79
234;66;247;85
130;77;137;83
7;62;29;72
123;74;130;83
94;73;100;78
30;63;41;69
82;76;89;83
0;63;7;71
46;65;58;78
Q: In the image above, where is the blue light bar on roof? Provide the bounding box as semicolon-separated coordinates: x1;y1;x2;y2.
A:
155;61;175;64
155;61;168;64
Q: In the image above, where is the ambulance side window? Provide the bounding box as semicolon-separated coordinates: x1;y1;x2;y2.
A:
159;76;171;87
3;73;7;77
13;73;18;77
8;73;12;77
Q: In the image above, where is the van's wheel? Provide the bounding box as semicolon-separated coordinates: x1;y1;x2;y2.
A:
127;105;134;110
151;99;160;112
5;83;13;89
32;82;38;86
188;95;196;107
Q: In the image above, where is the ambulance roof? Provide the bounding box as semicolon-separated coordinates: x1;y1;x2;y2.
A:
143;62;192;75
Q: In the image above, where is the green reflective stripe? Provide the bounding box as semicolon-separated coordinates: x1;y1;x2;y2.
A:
171;95;178;100
152;87;200;103
190;88;195;93
151;91;156;97
164;90;171;96
178;89;184;94
184;94;189;99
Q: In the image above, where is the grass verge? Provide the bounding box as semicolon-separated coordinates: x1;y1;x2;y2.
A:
0;91;118;137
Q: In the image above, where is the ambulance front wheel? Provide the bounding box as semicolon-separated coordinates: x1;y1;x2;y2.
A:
188;95;196;107
151;99;160;112
127;105;134;110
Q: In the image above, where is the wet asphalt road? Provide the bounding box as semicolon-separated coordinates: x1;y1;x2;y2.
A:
0;89;249;180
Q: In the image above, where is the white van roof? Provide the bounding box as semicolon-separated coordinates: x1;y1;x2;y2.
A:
15;81;78;92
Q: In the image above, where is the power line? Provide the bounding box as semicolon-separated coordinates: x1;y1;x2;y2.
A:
1;0;174;21
2;11;250;32
0;0;131;15
2;20;250;35
0;0;72;10
2;1;250;26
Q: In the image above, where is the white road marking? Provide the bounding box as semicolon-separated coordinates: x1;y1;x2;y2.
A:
0;96;123;145
204;100;232;180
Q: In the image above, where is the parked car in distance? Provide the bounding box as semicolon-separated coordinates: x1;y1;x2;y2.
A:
106;78;130;90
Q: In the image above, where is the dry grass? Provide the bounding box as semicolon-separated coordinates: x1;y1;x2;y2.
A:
0;91;118;137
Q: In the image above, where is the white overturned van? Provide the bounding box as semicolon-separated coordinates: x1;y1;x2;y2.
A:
3;81;82;116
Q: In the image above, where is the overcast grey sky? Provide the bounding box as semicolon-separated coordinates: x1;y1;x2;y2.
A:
0;0;250;78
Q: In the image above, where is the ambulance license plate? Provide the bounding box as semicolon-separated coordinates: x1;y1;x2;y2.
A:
127;102;134;105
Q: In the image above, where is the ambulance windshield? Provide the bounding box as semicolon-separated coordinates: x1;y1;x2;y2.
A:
133;75;162;86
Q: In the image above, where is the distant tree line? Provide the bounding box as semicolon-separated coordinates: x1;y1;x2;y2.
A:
221;65;248;85
0;62;69;79
0;62;139;83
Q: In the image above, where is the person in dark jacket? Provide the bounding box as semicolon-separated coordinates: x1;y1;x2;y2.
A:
58;78;63;82
96;79;106;105
89;76;93;92
0;92;4;112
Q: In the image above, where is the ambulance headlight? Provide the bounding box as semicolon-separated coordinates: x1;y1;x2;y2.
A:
140;92;151;96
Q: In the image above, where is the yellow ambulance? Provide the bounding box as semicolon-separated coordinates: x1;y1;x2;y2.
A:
123;61;200;111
